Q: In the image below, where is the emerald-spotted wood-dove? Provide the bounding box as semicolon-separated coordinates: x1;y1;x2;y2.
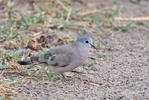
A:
18;35;96;78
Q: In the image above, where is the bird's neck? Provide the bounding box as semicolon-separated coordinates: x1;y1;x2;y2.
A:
73;42;90;56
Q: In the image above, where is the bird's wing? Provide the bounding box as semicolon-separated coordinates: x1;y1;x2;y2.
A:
39;44;75;67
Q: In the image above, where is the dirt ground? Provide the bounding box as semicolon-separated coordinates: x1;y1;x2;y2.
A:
0;0;149;100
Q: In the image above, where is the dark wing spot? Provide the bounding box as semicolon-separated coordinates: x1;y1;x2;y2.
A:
44;53;52;59
51;56;56;61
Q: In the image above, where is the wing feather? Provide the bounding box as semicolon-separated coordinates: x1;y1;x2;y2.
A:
39;44;75;67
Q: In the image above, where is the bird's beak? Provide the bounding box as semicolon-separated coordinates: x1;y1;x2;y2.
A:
89;43;96;49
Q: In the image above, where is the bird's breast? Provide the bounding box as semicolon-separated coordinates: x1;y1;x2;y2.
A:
77;47;89;63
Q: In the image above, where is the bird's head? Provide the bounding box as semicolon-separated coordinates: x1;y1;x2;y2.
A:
76;35;96;49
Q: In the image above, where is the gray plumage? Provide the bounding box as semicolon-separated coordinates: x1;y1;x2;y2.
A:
18;35;96;74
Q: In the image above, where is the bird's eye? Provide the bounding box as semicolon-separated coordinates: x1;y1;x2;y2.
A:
85;41;89;43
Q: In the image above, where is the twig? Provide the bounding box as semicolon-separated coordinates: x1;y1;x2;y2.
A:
78;7;118;16
55;0;72;22
79;9;99;16
83;79;103;87
115;17;149;21
66;8;72;22
55;0;69;12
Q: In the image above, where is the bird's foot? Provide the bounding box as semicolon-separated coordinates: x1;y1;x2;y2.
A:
71;71;85;75
60;73;72;81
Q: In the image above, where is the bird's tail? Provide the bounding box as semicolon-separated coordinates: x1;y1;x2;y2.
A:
18;56;39;65
17;61;32;65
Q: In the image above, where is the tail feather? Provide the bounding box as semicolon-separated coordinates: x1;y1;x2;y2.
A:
18;56;39;65
18;61;32;65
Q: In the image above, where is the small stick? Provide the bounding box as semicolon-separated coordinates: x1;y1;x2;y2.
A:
66;8;72;22
55;0;72;22
115;17;149;21
55;0;69;11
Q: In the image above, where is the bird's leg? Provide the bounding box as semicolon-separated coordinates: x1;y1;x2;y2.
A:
61;73;66;79
60;73;72;81
71;71;85;74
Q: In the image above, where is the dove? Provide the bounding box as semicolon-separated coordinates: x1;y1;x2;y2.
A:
18;35;96;79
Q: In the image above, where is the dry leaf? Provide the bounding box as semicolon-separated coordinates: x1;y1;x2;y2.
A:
37;34;58;47
4;41;20;49
27;40;41;50
0;87;16;96
0;36;4;42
